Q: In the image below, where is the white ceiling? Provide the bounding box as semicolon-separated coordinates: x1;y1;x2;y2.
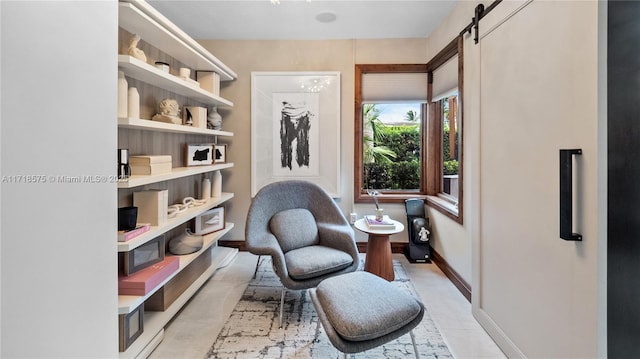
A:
147;0;458;40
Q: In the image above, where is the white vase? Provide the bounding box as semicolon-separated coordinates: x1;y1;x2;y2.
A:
211;170;222;197
118;71;128;118
201;178;211;199
208;106;222;130
128;87;140;119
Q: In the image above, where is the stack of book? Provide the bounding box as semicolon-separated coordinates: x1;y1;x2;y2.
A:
365;215;396;230
129;155;172;175
117;223;151;242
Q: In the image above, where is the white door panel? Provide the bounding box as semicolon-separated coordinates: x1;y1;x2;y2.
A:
477;1;599;357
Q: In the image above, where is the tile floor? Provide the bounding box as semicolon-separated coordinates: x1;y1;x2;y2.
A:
149;251;506;359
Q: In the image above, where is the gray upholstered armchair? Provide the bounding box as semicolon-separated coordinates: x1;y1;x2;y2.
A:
245;180;360;326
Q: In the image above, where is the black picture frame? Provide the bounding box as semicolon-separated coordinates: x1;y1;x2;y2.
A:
214;144;227;164
122;235;165;275
119;303;144;352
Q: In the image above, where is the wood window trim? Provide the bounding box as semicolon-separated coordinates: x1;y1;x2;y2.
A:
425;36;464;224
354;64;429;205
353;36;463;226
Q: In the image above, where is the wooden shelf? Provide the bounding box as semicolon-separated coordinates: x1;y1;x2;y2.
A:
118;163;234;188
118;245;238;358
118;117;233;136
119;1;236;81
118;55;233;107
118;225;235;315
117;193;234;252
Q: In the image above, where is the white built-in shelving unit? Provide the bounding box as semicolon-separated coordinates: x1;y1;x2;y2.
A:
117;1;238;357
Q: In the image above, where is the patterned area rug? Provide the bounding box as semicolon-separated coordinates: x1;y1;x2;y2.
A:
205;257;452;358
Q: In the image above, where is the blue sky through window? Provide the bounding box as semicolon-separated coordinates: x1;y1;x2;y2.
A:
376;103;422;124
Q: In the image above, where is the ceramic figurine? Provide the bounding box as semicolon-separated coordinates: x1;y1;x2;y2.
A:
128;34;147;62
152;98;182;124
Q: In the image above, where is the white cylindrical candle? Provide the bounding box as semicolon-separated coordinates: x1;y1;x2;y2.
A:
201;178;211;199
212;170;222;198
127;87;140;119
118;71;128;118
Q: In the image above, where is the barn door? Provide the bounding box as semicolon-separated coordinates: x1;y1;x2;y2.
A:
474;1;602;357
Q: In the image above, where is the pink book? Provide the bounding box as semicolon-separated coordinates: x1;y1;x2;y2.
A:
117;223;151;242
118;256;180;296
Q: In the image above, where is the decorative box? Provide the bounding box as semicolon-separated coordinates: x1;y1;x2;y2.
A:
130;162;172;176
133;189;168;226
129;155;172;176
196;71;220;95
118;256;180;296
146;249;211;311
182;106;207;128
129;155;172;165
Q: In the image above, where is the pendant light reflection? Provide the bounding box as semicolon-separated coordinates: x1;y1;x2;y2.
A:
300;77;332;93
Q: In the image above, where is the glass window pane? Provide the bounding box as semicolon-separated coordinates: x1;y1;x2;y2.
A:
362;102;423;192
441;94;459;200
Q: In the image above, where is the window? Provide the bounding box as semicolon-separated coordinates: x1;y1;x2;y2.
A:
355;64;428;202
440;95;459;201
355;36;463;223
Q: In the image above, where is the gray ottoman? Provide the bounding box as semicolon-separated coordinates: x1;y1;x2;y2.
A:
309;271;425;358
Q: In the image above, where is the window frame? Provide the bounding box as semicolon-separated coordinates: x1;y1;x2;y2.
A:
354;36;463;224
425;36;464;223
354;64;429;205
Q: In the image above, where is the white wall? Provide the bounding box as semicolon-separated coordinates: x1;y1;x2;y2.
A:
201;23;479;286
422;1;481;285
198;38;429;244
1;2;118;357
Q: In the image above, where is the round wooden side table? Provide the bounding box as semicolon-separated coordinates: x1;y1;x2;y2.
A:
354;218;404;281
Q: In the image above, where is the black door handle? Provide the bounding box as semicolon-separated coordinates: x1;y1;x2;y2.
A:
559;149;582;241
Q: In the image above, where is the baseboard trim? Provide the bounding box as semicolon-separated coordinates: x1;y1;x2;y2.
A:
221;240;406;254
473;306;524;358
430;248;472;302
220;239;471;302
219;240;246;251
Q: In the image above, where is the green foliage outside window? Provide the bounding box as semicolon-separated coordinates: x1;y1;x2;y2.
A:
442;126;459;176
363;103;459;190
364;121;421;190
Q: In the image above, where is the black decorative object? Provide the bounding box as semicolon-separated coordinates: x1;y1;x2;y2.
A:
405;199;431;262
118;148;131;180
118;206;138;231
559;149;582;241
184;107;193;126
459;1;502;44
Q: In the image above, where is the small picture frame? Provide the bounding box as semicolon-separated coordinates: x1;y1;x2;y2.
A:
194;207;225;235
119;303;144;352
214;144;227;164
122;235;165;275
187;144;213;166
